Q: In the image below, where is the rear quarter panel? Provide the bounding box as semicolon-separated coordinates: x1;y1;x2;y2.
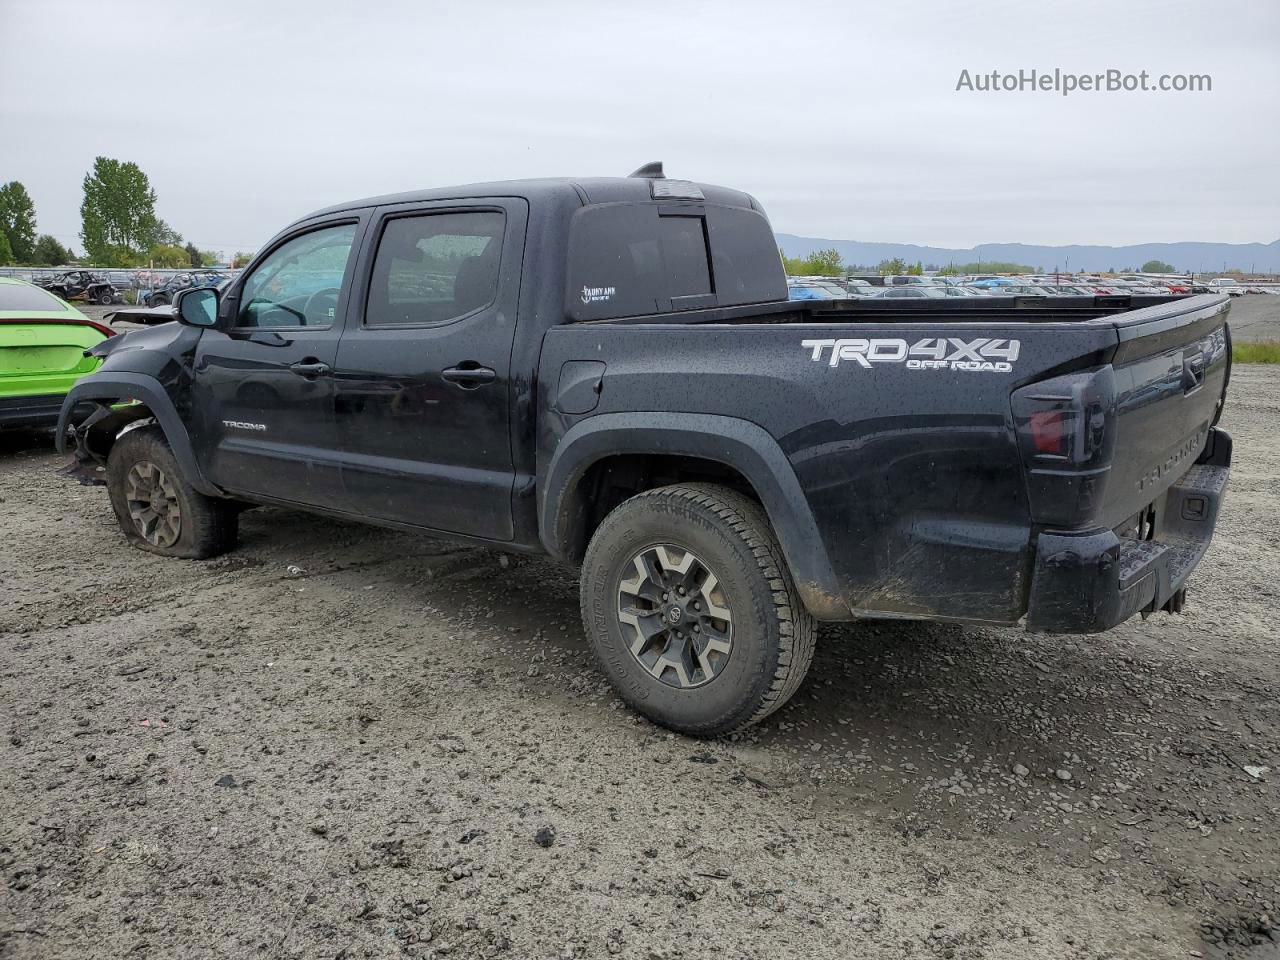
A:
539;320;1119;624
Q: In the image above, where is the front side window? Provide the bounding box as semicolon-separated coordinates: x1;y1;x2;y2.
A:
237;223;357;328
366;211;505;326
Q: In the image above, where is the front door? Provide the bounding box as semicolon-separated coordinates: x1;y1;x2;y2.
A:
192;218;363;508
330;199;527;540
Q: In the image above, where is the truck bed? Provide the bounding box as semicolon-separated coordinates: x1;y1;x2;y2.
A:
589;292;1216;328
542;292;1231;628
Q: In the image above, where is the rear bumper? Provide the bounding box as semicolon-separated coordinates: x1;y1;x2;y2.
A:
0;393;65;430
1025;428;1231;633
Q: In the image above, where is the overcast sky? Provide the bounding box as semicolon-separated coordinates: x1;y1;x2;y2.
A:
2;0;1277;257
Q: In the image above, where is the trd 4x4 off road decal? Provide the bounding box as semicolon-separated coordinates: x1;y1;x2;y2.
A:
801;337;1021;372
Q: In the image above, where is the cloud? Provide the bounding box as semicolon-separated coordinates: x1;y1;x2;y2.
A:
2;0;1276;255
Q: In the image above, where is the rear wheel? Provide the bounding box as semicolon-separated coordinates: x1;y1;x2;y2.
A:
106;426;238;559
580;483;816;737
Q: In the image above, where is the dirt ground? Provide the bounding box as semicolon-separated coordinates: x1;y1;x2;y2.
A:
1;366;1277;960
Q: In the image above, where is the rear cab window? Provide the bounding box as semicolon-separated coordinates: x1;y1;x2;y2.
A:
566;199;785;321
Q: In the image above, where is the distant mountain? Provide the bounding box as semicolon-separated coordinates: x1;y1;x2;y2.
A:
775;233;1280;274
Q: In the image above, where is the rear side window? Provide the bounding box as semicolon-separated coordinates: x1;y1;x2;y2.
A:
0;283;67;312
365;211;505;326
567;201;784;321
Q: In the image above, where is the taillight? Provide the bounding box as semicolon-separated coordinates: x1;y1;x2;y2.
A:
80;319;117;338
1029;411;1066;455
1012;368;1115;468
1012;368;1119;527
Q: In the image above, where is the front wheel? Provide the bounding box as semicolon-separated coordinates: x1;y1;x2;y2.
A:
580;483;816;737
96;289;115;305
106;425;238;559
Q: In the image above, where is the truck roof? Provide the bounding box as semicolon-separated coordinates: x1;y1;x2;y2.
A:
302;175;763;223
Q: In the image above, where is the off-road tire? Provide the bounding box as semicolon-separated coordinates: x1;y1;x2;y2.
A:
580;482;817;736
106;425;238;559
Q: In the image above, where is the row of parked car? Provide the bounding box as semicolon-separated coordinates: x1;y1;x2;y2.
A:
786;273;1279;301
14;268;234;307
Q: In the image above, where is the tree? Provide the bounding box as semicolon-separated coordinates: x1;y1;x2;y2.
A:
1141;259;1175;273
0;181;38;263
0;231;12;266
805;248;843;275
877;257;908;275
146;243;190;268
232;251;254;268
780;247;844;276
150;219;182;247
938;260;1033;276
184;242;203;267
31;234;73;266
80;157;159;265
906;260;924;276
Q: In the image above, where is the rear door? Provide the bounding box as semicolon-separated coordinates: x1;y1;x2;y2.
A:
330;198;527;540
192;217;364;507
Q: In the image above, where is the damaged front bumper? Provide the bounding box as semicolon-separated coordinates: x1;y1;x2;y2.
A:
56;399;152;486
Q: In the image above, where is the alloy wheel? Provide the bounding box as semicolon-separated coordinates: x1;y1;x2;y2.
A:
616;544;734;689
124;460;182;547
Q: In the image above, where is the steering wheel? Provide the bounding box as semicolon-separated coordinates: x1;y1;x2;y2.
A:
303;287;341;325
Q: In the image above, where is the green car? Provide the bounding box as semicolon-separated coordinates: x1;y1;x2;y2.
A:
0;276;115;430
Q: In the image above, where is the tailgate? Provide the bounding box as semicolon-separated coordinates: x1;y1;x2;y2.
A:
1011;294;1230;532
1104;295;1230;527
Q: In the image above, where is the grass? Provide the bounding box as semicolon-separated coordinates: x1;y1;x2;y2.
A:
1233;341;1280;364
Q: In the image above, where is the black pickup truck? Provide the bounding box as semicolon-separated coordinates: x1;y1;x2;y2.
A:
57;165;1232;736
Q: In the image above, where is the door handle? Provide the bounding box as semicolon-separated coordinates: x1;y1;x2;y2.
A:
1181;353;1205;393
289;360;332;378
442;364;497;388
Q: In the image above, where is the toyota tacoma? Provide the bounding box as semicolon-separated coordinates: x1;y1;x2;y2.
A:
57;164;1233;735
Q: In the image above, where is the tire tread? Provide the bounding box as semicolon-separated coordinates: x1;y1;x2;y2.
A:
107;426;238;559
581;481;817;735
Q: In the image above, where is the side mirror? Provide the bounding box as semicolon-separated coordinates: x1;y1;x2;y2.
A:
175;287;220;328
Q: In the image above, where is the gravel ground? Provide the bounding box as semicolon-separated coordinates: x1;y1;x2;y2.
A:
1;364;1277;960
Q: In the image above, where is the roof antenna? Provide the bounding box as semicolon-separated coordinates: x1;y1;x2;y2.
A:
628;161;665;179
